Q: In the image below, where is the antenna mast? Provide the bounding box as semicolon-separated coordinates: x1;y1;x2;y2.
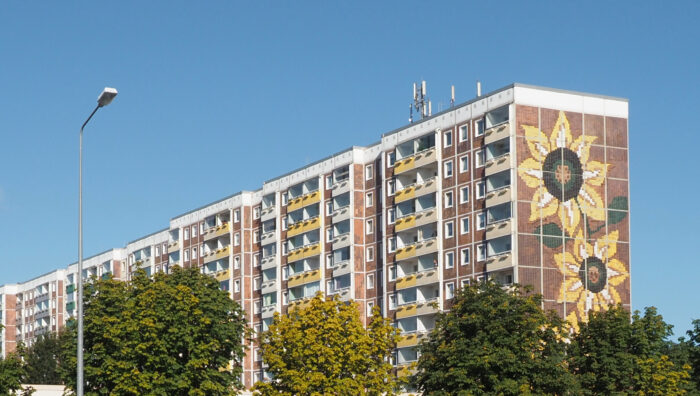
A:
409;80;430;123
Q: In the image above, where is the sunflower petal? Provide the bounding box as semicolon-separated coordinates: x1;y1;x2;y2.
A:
523;125;550;162
559;200;581;236
583;161;608;187
550;111;573;149
595;230;619;259
529;187;558;222
609;287;623;305
570;135;597;164
518;157;544;188
579;185;606;221
607;259;629;286
554;252;579;277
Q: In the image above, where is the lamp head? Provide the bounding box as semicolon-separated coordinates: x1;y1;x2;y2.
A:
97;87;118;107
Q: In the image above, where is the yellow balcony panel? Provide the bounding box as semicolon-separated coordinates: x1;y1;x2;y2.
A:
395;274;417;290
394;186;415;204
395;245;416;261
287;247;304;263
204;245;231;264
215;269;230;282
286;217;320;238
397;332;428;348
288;297;316;313
287;190;321;212
204;223;231;241
167;241;179;254
395;303;417;319
302;243;321;259
394;215;416;232
287;242;321;263
394;156;415;175
287;269;321;288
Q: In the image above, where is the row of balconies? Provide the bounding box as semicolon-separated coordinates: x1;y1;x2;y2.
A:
394;208;438;233
286;216;320;238
394;177;437;204
287;190;321;212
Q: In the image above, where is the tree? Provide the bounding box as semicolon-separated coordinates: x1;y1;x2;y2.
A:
18;331;64;384
0;351;24;395
252;294;400;395
412;281;577;396
570;305;691;395
60;267;247;396
686;319;700;391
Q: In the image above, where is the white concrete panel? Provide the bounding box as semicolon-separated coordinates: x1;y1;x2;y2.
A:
604;99;628;118
583;96;606;115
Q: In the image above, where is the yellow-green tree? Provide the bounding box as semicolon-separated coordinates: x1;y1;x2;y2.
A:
253;294;400;395
634;355;691;396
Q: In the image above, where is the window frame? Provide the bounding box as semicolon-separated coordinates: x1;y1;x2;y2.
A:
445;251;454;269
460;216;470;234
444;160;453;178
459;155;469;173
444;221;454;238
461;247;471;266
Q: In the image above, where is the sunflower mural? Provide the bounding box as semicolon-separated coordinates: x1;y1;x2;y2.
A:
517;110;629;331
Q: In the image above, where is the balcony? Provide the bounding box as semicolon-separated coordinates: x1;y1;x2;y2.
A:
485;153;511;176
485;186;512;208
288;296;314;313
167;241;179;254
486;252;513;272
287;269;321;288
261;255;277;270
261;230;276;245
485;218;512;240
332;232;351;250
395;298;439;319
261;280;277;294
394;238;438;262
214;269;230;282
331;205;351;223
396;364;416;378
203;245;231;264
261;205;276;222
484;122;510;145
287;216;320;238
287;242;321;263
394;208;437;232
287;190;321;212
394;147;437;175
331;179;351;197
397;331;429;348
332;260;352;277
261;303;276;319
203;223;230;242
328;287;351;301
394;178;437;204
395;269;439;291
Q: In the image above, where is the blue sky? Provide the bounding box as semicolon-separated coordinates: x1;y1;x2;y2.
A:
1;2;698;336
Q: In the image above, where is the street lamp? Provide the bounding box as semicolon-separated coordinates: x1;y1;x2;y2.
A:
77;87;117;396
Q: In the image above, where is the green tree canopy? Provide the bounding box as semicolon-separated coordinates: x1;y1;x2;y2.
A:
412;281;577;396
60;267;247;396
18;331;63;385
570;305;691;395
0;324;24;395
252;294;400;395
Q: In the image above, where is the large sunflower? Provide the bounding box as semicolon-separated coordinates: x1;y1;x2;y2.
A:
555;231;629;331
518;111;608;235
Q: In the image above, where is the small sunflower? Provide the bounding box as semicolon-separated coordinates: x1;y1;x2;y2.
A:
518;111;608;235
555;231;629;330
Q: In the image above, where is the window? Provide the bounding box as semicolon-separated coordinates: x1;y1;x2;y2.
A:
192;247;197;259
461;248;470;266
476;181;486;199
445;252;454;269
155;246;160;256
365;164;373;180
234;256;240;270
389;265;397;281
388;208;396;224
254;206;261;219
200;246;205;257
444;130;453;147
326;227;333;241
234;233;241;246
387;180;395;195
192;225;198;237
184;249;190;262
388;237;396;253
459;155;469;173
282;266;289;280
282;291;288;305
459;124;469;142
475;119;485;137
253;231;260;243
461;278;471;288
254;253;261;266
456;216;469;235
255;348;262;361
388;152;396;167
254;301;261;314
326;201;333;215
281;193;288;206
445;221;454;238
367;274;375;289
234;279;240;293
477;212;486;230
460;186;470;203
326;254;333;268
234;209;240;223
367;301;375;313
477;244;486;261
444;191;454;208
475;149;485;168
444;160;453;178
184;227;190;240
254;277;262;290
326;175;333;189
282;217;288;230
446;282;455;299
366;246;374;262
364;192;374;208
366;219;374;234
389;294;397;310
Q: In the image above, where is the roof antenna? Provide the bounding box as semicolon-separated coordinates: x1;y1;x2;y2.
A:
410;80;430;123
451;85;455;107
477;80;482;97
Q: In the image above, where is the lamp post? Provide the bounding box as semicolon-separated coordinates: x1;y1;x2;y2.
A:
77;87;117;396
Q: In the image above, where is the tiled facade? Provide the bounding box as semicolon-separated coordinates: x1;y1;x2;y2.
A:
0;83;630;388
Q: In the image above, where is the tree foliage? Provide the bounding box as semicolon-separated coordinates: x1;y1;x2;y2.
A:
252;294;400;395
413;281;577;396
59;267;247;396
570;305;691;395
18;331;64;385
686;319;700;391
0;351;25;395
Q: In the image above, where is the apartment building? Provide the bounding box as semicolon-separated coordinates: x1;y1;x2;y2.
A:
0;83;630;388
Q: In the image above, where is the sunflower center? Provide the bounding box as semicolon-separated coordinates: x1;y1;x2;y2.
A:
578;257;607;293
543;148;583;202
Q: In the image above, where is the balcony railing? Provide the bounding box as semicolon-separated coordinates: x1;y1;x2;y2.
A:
287;269;321;288
394;147;437;175
394;177;437;204
394;237;438;261
286;216;320;238
287;242;321;262
287;190;321;212
203;222;230;241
